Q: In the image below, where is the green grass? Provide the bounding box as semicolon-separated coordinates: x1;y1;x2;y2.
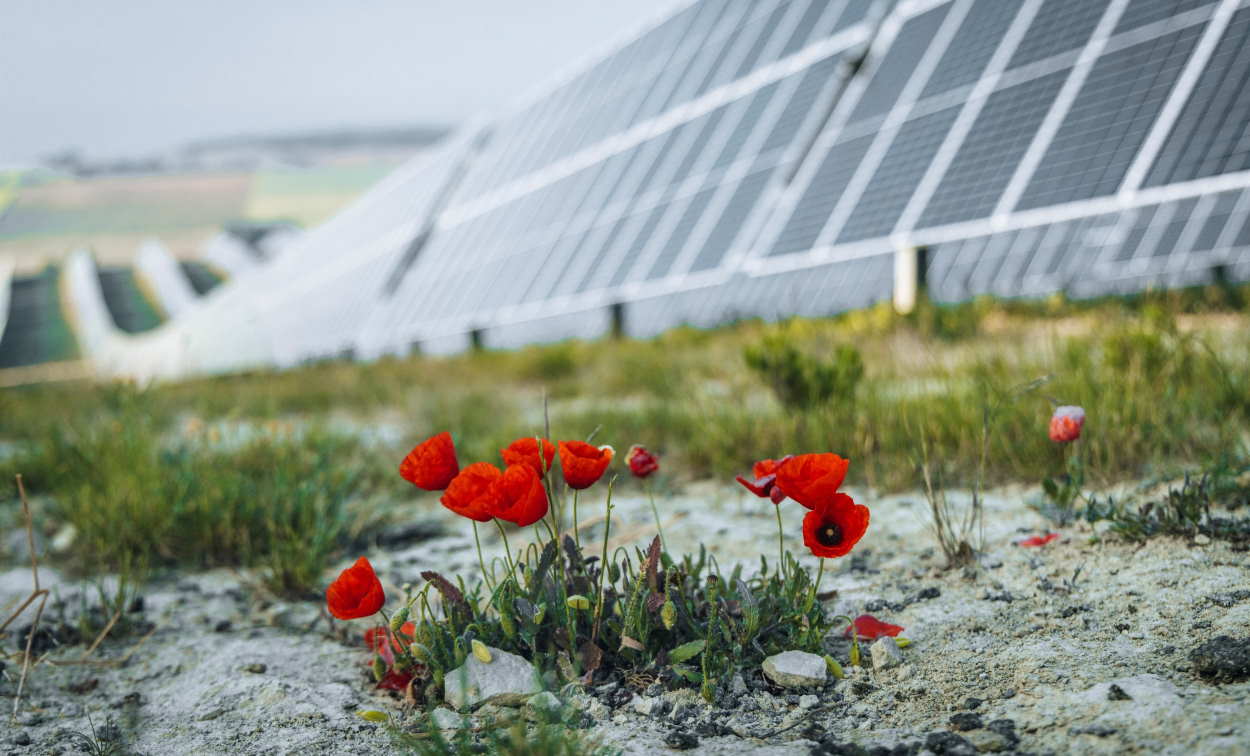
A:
1;284;1248;595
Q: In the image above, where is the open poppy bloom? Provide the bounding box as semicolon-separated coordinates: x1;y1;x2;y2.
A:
440;462;502;522
844;614;904;640
326;557;385;620
490;463;550;527
1049;405;1085;443
500;437;556;475
802;492;870;558
777;453;850;510
735;457;790;504
627;445;659;478
399;431;459;491
558;440;614;489
1017;532;1060;547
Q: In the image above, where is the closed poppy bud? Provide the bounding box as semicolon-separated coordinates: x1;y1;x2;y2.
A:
501;437;557;475
399;431;460;491
371;655;386;681
1049;405;1085;443
440;463;502;522
802;493;870;558
776;453;850;510
357;710;388;723
661;599;677;630
389;606;410;633
326;557;385;620
824;655;845;679
627;445;659;478
410;642;431;662
471;639;492;663
489;464;550;527
558;441;614;490
566;594;591;610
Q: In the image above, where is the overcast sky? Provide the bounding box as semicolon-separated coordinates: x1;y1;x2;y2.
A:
0;0;675;164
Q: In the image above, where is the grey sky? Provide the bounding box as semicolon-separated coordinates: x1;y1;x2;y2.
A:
0;0;676;165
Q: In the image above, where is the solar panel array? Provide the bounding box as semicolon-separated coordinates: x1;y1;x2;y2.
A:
23;0;1250;378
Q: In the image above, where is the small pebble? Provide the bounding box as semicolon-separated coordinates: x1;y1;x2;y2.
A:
242;663;267;674
799;694;819;709
949;712;983;731
664;729;699;750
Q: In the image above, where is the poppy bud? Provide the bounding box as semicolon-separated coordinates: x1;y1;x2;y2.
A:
410;642;431;663
499;608;517;639
372;655;387;681
356;710;388;723
1049;405;1085;443
389;607;410;633
471;639;492;663
824;655;845;679
566;595;591;610
533;603;547;624
849;643;861;668
627;445;660;479
661;599;677;630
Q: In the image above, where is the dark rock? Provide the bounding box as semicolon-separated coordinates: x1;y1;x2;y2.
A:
214;620;233;633
1207;590;1250;608
12;732;32;746
1107;683;1132;701
999;688;1016;699
1190;636;1250;683
949;712;983;731
962;697;983;710
242;663;267;674
127;596;145;613
1069;724;1117;737
374;520;442;547
809;739;870;755
664;729;699;750
110;692;142;708
924;731;976;755
1160;645;1176;655
982;591;1014;603
916;586;941;601
644;682;664;697
851;681;876;696
65;678;99;695
986;719;1020;747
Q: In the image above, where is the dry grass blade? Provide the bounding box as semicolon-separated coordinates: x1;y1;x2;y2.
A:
1;475;51;717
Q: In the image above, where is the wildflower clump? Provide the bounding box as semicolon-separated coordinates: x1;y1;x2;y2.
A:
331;426;877;719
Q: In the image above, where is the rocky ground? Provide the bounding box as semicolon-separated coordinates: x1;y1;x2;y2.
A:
1;481;1248;755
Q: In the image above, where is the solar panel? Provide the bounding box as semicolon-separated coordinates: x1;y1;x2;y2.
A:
920;0;1024;100
1006;0;1112;70
1015;23;1206;210
847;4;952;125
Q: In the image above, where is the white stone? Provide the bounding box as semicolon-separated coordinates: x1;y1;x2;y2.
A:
443;646;542;709
762;650;827;688
799;694;819;709
429;707;463;730
524;691;564;722
871;637;905;671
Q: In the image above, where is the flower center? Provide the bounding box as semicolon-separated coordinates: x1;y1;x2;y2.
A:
817;523;843;547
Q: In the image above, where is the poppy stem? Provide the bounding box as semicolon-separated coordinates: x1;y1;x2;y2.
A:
572;489;581;550
807;557;826;613
774;504;786;581
472;521;495;592
592;477;615;645
493;519;516;583
646;481;665;553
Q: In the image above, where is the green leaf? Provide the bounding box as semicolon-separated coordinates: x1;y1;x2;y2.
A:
671;663;701;683
670;639;707;664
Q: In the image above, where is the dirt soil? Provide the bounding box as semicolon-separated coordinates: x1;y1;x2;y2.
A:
1;482;1247;755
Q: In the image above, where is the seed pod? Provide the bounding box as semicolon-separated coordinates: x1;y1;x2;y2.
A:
389;606;411;633
824;655;844;679
849;642;861;668
471;639;493;663
661;599;677;630
356;710;388;723
498;606;517;639
895;637;912;649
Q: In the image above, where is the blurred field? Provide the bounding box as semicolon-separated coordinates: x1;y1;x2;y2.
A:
0;155;409;272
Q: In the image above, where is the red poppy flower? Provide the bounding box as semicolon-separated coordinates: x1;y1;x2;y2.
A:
326;557;385;620
735;457;790;503
843;614;904;640
558;441;614;490
1017;532;1060;547
777;453;850;510
365;622;416;665
440;463;502;522
500;437;556;475
1049;406;1085;443
802;492;870;558
627;445;660;479
490;464;550;527
377;669;415;691
399;431;460;491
